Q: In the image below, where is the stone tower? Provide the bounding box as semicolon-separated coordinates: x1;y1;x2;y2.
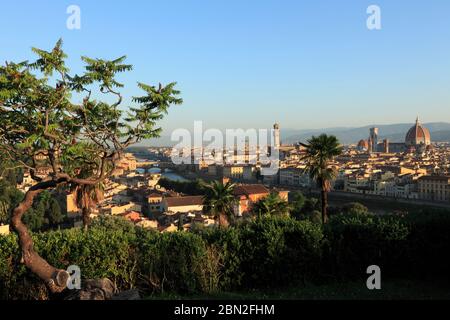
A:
273;123;280;148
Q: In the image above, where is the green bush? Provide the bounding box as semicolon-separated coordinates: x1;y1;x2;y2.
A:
136;228;207;294
324;213;410;279
0;217;139;299
193;227;243;291
238;216;323;288
0;234;28;299
34;227;138;290
405;211;450;279
1;211;450;299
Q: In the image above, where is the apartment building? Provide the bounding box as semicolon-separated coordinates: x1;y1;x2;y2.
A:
418;176;450;202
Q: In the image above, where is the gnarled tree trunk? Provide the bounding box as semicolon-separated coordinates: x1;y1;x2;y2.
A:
82;207;90;232
11;181;69;293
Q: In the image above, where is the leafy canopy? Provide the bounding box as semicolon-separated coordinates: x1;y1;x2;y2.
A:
0;39;182;186
203;180;236;220
301;134;343;190
251;193;291;218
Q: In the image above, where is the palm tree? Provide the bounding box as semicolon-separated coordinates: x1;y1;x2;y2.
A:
202;180;236;228
251;193;291;219
71;182;104;231
301;134;342;224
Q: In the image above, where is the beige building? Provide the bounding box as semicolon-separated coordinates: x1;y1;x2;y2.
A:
418;176;450;202
378;165;426;176
162;196;204;214
66;193;80;217
113;153;137;176
279;167;311;187
0;225;10;236
223;165;244;180
17;172;34;192
136;219;159;230
101;202;142;215
147;193;164;213
160;223;178;233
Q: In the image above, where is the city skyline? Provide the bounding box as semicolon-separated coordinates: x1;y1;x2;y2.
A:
138;116;450;147
2;0;450;305
1;0;450;133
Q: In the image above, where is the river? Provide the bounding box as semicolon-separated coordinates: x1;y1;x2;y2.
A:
136;167;189;182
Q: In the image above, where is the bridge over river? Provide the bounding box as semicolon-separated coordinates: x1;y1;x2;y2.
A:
135;160;187;181
136;161;176;171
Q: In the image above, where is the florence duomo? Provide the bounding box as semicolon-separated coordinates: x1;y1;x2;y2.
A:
357;117;433;154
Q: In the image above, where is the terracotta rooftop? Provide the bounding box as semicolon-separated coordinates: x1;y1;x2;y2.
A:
233;184;270;196
147;192;163;198
418;176;450;181
164;196;204;207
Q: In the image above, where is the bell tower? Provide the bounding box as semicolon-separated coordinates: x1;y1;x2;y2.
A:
273;123;280;148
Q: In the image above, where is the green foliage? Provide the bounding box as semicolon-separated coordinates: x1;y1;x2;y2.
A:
4;169;19;185
30;39;68;76
0;200;9;224
1;212;450;299
251;193;291;218
0;234;31;299
128;82;183;140
203;180;236;225
340;202;370;216
22;191;65;232
0;40;182;289
47;198;63;226
35;225;138;289
307;210;323;224
136;229;208;294
238;216;323;288
194;227;244;290
289;191;306;211
325;213;410;279
291;197;321;222
90;215;137;237
405;210;450;277
301;134;343;223
23;202;45;231
0;180;24;225
0;179;65;230
301;134;343;189
0;38;182;190
158;178;205;195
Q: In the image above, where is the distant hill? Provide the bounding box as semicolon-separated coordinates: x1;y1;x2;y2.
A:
135;135;177;147
283;122;450;145
135;122;450;147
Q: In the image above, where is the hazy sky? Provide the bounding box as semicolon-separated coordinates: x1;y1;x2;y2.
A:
1;0;450;135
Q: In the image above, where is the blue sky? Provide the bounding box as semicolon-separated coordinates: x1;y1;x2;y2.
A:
1;0;450;134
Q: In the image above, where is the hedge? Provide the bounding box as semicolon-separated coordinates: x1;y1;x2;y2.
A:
1;212;450;299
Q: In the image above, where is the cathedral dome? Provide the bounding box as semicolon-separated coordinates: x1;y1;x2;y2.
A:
405;117;431;146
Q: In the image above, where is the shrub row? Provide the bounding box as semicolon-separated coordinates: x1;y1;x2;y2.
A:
324;211;450;282
1;212;450;299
